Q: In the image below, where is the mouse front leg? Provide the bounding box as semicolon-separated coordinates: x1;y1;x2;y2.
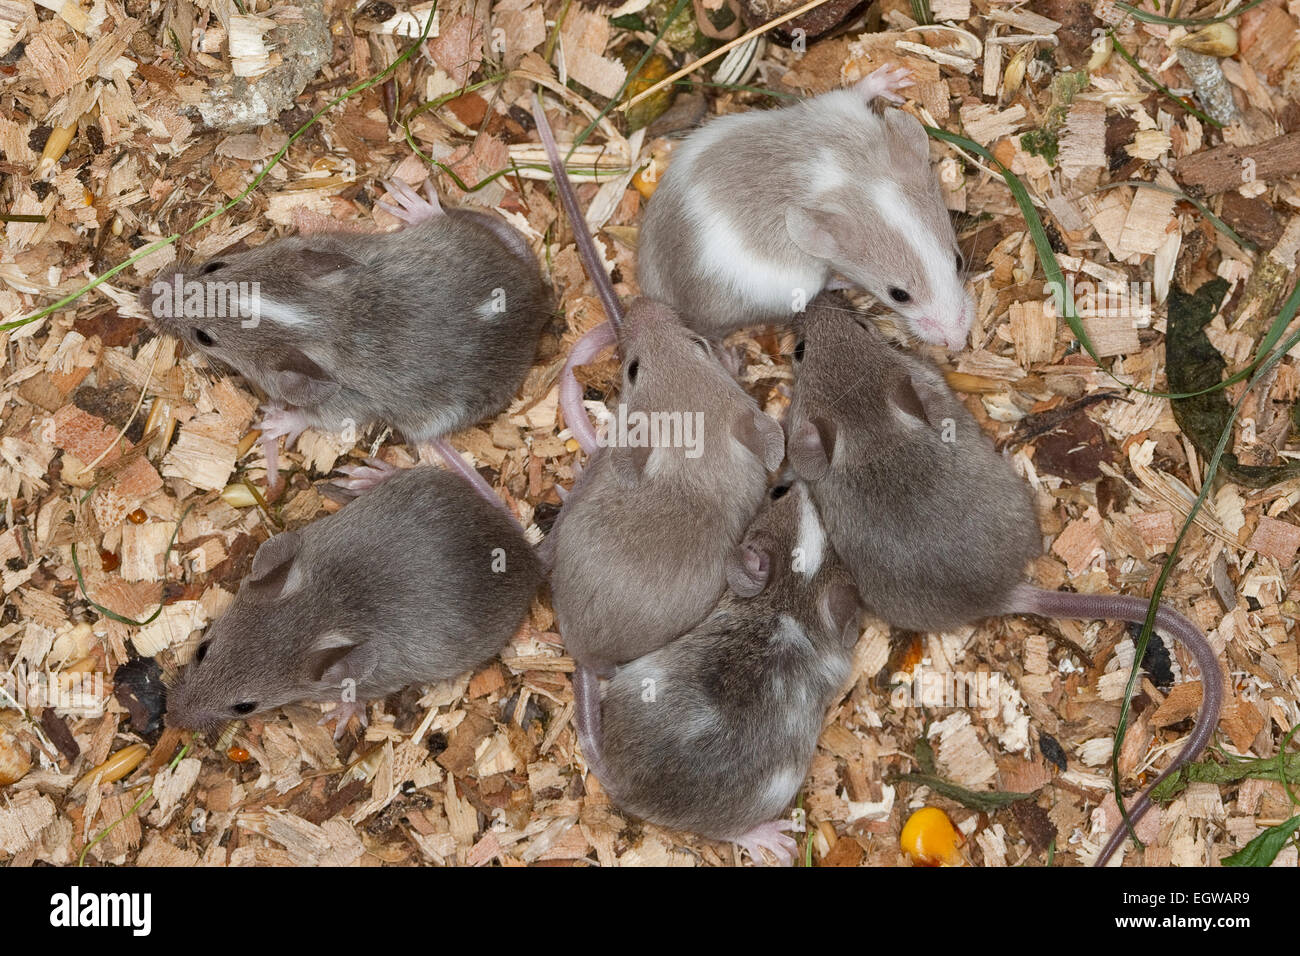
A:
256;404;309;492
853;64;913;105
319;700;368;741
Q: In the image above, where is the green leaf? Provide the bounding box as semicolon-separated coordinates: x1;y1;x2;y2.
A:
1221;815;1300;867
1167;278;1300;488
892;773;1035;813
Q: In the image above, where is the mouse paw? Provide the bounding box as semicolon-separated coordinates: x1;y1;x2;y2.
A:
733;820;799;867
333;457;401;494
320;701;368;741
856;64;913;104
377;178;443;225
256;405;309;491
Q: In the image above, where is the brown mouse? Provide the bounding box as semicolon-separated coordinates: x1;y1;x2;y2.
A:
533;94;784;673
165;466;541;739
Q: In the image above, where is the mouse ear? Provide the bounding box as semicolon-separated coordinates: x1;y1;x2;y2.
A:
890;370;945;429
307;631;365;685
246;530;303;597
609;442;653;486
732;408;785;472
271;349;342;407
285;248;360;280
882;109;931;159
785;206;843;261
788;417;834;481
820;573;863;649
726;538;772;598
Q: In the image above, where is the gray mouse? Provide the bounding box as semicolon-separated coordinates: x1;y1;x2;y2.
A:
573;480;862;865
785;294;1223;866
139;182;551;494
164;465;542;738
636;65;974;349
533;95;785;673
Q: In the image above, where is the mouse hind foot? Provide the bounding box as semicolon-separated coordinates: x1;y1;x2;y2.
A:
854;64;913;105
732;819;799;867
333;456;400;495
377;178;443;225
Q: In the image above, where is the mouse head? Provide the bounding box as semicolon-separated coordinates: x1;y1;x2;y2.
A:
616;298;723;397
164;531;365;733
788;299;957;481
784;110;972;350
725;481;862;648
139;241;356;407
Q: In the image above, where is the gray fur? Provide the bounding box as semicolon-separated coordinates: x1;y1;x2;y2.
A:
165;466;541;732
543;298;784;672
140;208;551;442
638;88;971;346
588;482;861;840
787;294;1040;631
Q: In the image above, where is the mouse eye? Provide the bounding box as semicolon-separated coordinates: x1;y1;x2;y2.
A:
195;641;209;664
625;358;639;384
691;335;711;354
955;251;964;272
199;261;226;275
888;287;911;304
770;484;790;500
194;329;215;347
232;701;258;716
793;339;805;362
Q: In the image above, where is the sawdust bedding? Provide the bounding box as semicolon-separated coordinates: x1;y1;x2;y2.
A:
0;0;1297;867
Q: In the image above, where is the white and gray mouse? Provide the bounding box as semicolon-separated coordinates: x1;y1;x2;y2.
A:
139;183;551;491
637;66;974;349
164;466;542;738
573;480;861;865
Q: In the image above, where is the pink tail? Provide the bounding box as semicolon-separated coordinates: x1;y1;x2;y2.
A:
1009;584;1223;866
426;437;517;523
560;321;617;455
530;93;624;330
572;664;612;786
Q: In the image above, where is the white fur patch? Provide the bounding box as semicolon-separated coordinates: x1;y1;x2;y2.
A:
760;764;807;815
252;297;311;328
794;489;826;578
867;180;965;322
693;208;825;313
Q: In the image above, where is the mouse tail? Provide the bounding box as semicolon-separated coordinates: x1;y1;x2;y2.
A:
530;93;624;332
559;321;617;456
572;663;613;787
1008;584;1223;867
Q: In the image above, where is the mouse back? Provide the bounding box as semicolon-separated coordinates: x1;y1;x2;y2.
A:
589;481;861;841
787;297;1038;631
165;467;541;732
140;207;550;443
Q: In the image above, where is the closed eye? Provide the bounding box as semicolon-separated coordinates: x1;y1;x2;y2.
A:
793;339;805;362
955;251;964;272
200;261;226;275
195;641;209;664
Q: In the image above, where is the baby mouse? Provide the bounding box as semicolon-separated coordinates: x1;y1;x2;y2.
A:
533;95;784;673
165;466;542;738
784;294;1223;866
139;182;551;497
637;65;973;349
573;480;862;865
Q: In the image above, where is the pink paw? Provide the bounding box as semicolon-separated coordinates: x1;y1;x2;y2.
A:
376;178;443;225
333;457;401;495
855;64;913;104
319;700;368;741
257;404;309;491
733;819;799;867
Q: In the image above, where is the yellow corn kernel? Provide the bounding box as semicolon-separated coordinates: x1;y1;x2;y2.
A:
900;806;965;866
